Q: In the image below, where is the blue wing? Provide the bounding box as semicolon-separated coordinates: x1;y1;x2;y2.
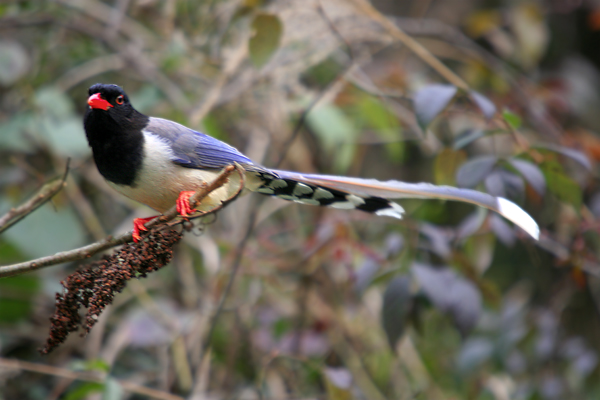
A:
145;117;267;172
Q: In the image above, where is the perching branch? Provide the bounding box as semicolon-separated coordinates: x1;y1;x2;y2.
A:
0;161;69;234
0;164;246;279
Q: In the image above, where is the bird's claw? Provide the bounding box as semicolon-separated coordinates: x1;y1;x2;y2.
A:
176;191;198;218
132;216;156;242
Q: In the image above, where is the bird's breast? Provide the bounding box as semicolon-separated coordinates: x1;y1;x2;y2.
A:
106;132;259;213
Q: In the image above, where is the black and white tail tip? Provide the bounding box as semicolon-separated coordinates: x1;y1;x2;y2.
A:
255;176;405;218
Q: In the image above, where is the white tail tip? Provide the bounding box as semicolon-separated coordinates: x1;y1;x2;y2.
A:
497;198;539;240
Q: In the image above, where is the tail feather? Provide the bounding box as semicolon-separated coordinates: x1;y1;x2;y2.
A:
252;173;404;219
254;170;539;240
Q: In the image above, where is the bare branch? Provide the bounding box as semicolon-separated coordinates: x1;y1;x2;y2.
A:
0;165;246;279
0;357;184;400
0;162;69;235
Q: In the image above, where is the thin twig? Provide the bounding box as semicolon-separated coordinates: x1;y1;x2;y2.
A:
188;38;249;125
0;165;245;279
350;0;469;91
0;161;69;234
0;357;184;400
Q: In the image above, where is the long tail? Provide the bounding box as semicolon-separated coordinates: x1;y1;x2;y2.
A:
251;169;539;240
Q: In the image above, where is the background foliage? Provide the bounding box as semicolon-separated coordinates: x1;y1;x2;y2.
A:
1;0;600;399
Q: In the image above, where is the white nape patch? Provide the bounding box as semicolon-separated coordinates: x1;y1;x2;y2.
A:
375;203;405;219
293;183;313;196
277;194;298;201
294;198;320;206
330;201;356;210
346;194;365;206
313;188;334;200
269;179;288;189
497;198;539;240
257;187;275;195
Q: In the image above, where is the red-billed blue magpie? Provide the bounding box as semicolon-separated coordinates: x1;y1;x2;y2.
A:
83;84;539;241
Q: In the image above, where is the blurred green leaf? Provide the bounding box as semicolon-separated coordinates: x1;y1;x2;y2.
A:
129;85;163;113
357;96;404;161
102;378;123;400
541;162;582;208
2;201;86;259
0;274;40;323
502;109;522;130
307;103;358;172
413;84;457;129
35;87;74;118
84;359;111;373
0;113;37;152
534;143;592;171
41;116;90;158
249;13;283;68
63;382;104;400
434;148;466;185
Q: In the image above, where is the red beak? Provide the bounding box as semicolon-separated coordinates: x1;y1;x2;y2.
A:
87;93;113;110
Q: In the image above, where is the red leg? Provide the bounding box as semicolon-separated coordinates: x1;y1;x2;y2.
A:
132;216;157;242
176;190;198;217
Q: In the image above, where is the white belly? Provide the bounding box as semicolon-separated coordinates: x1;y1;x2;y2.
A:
107;133;260;213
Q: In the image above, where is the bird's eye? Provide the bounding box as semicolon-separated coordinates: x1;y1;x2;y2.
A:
115;95;124;105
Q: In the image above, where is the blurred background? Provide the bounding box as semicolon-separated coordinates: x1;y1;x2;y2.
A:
1;0;600;399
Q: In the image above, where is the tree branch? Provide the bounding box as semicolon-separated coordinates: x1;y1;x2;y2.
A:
0;357;184;400
0;164;245;279
0;161;69;234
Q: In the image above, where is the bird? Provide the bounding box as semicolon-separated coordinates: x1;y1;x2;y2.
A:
83;83;539;242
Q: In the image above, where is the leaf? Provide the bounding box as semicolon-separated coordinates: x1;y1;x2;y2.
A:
484;170;524;199
456;155;498;188
41;116;91;158
2;201;86;259
306;103;358;172
453;129;485;150
413;84;457;129
354;257;380;293
502;109;522;130
249;13;283;68
456;338;494;372
381;275;413;349
63;382;104;400
534;143;592;171
421;223;452;258
323;367;353;400
434;148;466;186
490;214;516;246
542;163;582;208
0;275;40;323
102;378;123;400
384;232;404;258
469;91;496;120
0;40;29;86
412;263;482;336
456;209;487;240
508;158;546;195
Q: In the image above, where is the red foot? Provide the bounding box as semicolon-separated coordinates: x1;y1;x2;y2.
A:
132;216;157;242
176;191;198;217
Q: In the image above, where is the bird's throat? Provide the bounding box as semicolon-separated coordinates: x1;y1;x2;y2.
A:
84;110;148;186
